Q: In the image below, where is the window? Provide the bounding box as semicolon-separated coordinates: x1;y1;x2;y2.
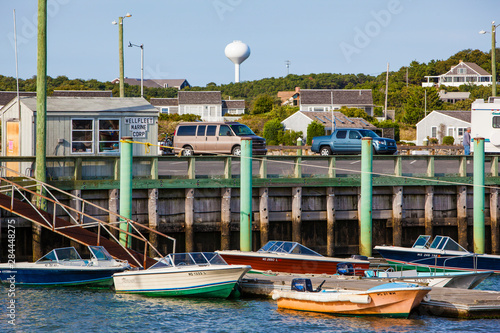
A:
458;68;466;74
219;125;232;136
336;130;347;139
161;107;169;114
447;127;454;137
177;125;197;136
98;119;120;153
431;126;437;138
493;116;500;128
72;119;93;153
197;125;206;136
349;131;361;139
458;127;466;136
206;125;217;136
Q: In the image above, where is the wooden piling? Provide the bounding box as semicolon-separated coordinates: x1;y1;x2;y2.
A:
108;189;119;238
457;185;468;249
425;185;434;236
326;187;335;256
292;187;302;243
491;187;499;254
221;188;231;250
392;186;403;247
259;187;269;247
32;224;42;261
185;188;194;252
148;188;158;257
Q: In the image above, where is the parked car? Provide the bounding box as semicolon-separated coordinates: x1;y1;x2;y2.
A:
173;122;267;156
311;128;397;155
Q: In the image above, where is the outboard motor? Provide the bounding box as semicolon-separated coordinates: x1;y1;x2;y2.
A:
336;262;355;276
291;278;314;292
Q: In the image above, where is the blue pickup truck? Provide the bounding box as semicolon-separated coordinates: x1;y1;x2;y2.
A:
311;128;397;155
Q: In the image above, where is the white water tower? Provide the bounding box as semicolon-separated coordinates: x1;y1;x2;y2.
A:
225;41;250;83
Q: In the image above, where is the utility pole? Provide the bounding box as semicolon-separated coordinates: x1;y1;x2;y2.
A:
384;63;389;119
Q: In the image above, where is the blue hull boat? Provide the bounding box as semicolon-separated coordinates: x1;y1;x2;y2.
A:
374;235;500;274
0;246;130;287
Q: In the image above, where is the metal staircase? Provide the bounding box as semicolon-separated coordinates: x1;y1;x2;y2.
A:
0;167;175;268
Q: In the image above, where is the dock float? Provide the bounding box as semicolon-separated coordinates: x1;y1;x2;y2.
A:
240;272;500;319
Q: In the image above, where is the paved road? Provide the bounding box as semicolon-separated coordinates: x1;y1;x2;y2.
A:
158;156;477;178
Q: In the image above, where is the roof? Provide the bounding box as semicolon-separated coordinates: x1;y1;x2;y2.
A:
0;91;36;107
52;90;113;97
222;100;245;108
438;91;471;99
178;91;221;105
150;98;179;106
300;89;373;105
295;111;376;129
277;91;296;103
18;96;158;113
121;78;190;89
444;62;491;76
430;110;471;123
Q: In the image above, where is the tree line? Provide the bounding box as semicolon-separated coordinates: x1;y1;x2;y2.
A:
1;48;498;144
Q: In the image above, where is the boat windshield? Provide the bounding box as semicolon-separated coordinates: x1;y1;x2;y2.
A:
149;252;227;269
89;246;114;261
258;241;322;256
412;235;431;248
36;247;83;263
429;236;468;252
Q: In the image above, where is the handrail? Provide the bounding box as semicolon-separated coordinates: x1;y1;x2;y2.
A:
0;166;176;268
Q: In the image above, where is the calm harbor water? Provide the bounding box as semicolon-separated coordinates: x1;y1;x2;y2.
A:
2;276;500;332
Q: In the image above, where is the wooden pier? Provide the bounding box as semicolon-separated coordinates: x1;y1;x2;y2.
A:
240;272;500;319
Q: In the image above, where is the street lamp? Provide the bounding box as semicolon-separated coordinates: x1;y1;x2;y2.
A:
479;21;499;97
128;42;144;98
112;13;132;97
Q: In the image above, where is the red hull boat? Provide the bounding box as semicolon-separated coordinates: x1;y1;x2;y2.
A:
217;241;370;276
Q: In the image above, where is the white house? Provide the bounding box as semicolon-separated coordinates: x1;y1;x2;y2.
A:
299;89;374;116
415;110;470;145
151;92;245;121
422;61;493;88
282;111;377;141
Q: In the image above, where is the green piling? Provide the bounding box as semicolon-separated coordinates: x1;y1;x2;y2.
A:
473;137;485;254
119;137;133;247
240;138;253;251
360;137;373;257
35;0;47;211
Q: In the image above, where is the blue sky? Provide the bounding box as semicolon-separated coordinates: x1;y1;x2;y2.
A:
0;0;498;87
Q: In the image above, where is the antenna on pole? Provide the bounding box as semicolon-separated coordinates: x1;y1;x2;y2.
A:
285;60;291;75
13;9;20;120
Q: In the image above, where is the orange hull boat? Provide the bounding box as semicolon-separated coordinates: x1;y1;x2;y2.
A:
273;282;431;318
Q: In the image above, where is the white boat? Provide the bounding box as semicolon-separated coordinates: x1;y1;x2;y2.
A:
365;268;493;289
0;246;130;287
113;252;251;298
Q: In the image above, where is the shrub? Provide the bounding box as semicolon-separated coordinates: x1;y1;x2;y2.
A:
306;121;325;145
282;130;303;146
442;136;454;145
429;137;439;145
263;119;284;145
